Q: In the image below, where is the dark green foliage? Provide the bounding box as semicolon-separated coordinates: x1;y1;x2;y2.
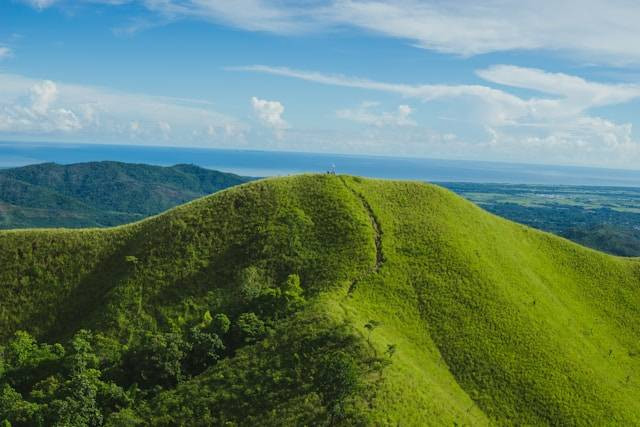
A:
0;384;40;426
183;327;225;375
0;161;251;229
122;332;187;389
210;313;230;336
562;224;640;256
233;313;267;344
143;313;379;426
315;351;360;421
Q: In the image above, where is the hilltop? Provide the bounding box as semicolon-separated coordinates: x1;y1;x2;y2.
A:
0;161;251;229
1;174;639;425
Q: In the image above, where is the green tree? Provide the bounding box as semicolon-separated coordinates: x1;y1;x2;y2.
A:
237;266;266;303
211;313;231;336
46;369;103;427
104;408;143;427
4;332;37;369
314;352;360;423
122;332;186;389
234;313;266;344
0;384;41;426
282;273;304;309
183;327;225;375
66;330;98;374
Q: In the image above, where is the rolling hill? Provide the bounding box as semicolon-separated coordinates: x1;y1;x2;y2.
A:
0;161;251;229
1;174;639;425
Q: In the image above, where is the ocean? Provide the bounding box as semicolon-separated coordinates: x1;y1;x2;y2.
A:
2;141;640;187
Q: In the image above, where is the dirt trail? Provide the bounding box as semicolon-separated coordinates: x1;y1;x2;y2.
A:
339;177;385;293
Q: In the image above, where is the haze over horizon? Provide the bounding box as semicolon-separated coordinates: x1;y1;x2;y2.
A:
2;0;640;169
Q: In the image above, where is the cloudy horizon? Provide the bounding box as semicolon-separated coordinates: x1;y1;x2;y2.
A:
2;0;640;169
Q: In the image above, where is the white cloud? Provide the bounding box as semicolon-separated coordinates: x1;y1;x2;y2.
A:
0;73;248;146
251;96;289;137
0;79;82;133
0;47;11;61
324;1;640;63
477;65;640;109
30;80;58;114
234;65;524;112
19;0;59;10
235;64;640;168
27;0;640;65
232;64;529;127
158;121;172;139
337;102;415;127
237;64;640;124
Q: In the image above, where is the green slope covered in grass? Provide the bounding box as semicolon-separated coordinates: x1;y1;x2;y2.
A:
1;174;639;425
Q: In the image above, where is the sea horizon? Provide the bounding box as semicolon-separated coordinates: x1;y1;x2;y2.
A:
2;140;640;187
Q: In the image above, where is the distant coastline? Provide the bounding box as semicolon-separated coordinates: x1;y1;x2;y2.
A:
2;141;640;187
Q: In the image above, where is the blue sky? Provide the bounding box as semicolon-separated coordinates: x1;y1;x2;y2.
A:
1;0;640;168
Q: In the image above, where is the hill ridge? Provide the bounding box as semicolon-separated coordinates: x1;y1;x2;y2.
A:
1;174;639;425
0;161;251;229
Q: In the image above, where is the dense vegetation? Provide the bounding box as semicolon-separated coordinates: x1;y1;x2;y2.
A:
1;175;640;425
0;162;250;229
442;181;640;256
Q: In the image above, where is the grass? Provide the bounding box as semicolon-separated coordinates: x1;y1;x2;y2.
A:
1;174;640;424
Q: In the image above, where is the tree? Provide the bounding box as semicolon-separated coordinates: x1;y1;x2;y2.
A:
314;352;360;423
237;266;265;303
0;384;42;426
211;313;231;336
183;327;225;375
4;331;37;369
46;369;104;427
122;332;187;389
200;310;213;328
104;408;143;427
234;313;266;344
282;274;304;309
67;330;98;374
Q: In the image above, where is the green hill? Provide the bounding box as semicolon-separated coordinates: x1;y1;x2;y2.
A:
0;161;250;229
1;174;639;425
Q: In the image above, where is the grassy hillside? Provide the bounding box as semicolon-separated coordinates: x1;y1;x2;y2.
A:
1;175;639;425
0;162;250;229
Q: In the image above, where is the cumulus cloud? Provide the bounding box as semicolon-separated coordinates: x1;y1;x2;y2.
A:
337;102;415;127
0;73;248;146
251;96;289;137
30;80;58;114
0;80;82;133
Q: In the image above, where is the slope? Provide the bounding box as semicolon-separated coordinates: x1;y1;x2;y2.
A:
0;175;639;425
0;161;251;228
